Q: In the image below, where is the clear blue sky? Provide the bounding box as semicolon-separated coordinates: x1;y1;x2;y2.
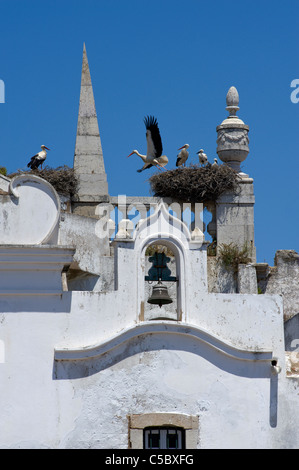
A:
0;0;298;265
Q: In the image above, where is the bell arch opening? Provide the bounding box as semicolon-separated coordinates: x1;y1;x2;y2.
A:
143;240;180;321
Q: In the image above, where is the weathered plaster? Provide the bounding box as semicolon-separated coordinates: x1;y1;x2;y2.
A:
262;250;299;321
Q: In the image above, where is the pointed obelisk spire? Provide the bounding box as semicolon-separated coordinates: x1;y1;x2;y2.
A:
73;43;108;202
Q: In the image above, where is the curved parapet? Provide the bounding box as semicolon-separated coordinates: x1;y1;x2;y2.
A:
54;321;273;364
0;174;61;245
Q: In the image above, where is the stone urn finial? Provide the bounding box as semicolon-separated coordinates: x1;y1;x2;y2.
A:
226;86;239;117
216;86;249;173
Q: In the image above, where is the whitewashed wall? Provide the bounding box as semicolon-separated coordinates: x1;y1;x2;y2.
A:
0;288;296;449
0;180;298;449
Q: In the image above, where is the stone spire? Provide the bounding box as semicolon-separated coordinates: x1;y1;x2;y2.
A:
73;44;108;203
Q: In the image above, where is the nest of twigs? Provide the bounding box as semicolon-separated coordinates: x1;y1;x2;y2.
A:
8;165;78;197
149;164;240;202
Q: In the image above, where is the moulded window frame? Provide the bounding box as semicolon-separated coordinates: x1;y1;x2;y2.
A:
128;413;199;449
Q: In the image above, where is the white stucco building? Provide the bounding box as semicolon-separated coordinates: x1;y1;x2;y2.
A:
0;45;298;449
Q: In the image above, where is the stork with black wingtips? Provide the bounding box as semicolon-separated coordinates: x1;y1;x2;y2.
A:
176;144;189;167
197;149;208;167
127;116;168;172
27;145;50;170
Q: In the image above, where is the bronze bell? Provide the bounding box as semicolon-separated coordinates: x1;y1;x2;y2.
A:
148;280;173;308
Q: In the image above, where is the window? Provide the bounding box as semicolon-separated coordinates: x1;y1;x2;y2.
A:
129;413;199;449
143;427;185;450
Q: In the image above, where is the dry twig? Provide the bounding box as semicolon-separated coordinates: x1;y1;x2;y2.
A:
8;165;78;197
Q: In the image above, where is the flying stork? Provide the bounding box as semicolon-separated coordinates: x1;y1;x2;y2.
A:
27;145;50;170
197;149;208;166
127;116;168;172
176;144;189;167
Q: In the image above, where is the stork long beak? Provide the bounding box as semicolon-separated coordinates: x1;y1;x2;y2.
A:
127;151;134;158
44;147;50;150
178;146;185;150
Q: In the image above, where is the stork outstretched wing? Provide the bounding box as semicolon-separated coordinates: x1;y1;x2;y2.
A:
144;115;163;159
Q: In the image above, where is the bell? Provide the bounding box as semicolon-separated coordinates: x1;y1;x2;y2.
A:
148;281;173;308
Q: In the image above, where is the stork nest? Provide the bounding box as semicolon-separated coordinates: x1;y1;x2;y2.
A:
7;165;78;197
149;164;240;202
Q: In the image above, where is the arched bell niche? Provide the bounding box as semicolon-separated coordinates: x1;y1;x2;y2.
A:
143;239;182;321
135;202;191;323
144;242;178;321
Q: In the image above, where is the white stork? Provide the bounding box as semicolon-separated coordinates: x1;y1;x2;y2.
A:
27;145;50;170
176;144;189;167
212;158;218;167
127;116;168;173
197;149;208;166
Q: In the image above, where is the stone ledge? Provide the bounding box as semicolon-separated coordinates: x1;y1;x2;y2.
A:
129;413;199;430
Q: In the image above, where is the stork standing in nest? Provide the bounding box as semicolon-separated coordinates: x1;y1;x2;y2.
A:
27;145;50;170
197;149;208;167
176;144;189;167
